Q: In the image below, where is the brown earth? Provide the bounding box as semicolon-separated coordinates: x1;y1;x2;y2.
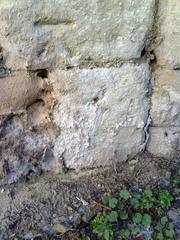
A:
0;153;179;240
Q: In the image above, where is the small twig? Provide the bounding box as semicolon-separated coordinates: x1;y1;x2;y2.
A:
91;200;112;211
76;196;89;206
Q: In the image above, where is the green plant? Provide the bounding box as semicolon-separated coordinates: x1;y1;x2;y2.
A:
83;237;91;240
119;210;128;220
103;195;118;209
119;229;130;239
142;214;152;227
156;189;173;210
132;213;142;224
165;223;175;238
118;202;126;210
131;226;140;236
155;222;163;231
90;171;177;240
160;216;168;226
156;232;164;240
90;211;117;240
155;215;176;240
119;189;130;200
130;192;141;209
141;189;154;210
130;197;140;209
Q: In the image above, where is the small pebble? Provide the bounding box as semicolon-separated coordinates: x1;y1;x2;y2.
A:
129;159;138;165
53;223;68;234
158;178;170;188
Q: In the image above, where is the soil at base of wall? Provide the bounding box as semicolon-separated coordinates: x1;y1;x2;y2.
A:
0;153;179;240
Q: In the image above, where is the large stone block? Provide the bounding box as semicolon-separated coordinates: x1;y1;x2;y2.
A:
147;127;180;159
151;68;180;127
0;0;155;70
50;63;151;169
0;71;42;114
156;1;180;69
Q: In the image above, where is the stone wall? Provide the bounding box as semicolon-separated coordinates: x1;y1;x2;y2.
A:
0;0;179;185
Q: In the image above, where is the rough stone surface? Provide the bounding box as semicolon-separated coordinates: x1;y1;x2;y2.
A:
0;63;151;182
0;115;62;185
51;64;150;169
0;0;155;70
156;1;180;69
0;71;42;114
147;0;180;159
147;127;180;159
151;68;180;127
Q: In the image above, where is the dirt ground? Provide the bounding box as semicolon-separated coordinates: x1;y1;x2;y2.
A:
0;153;179;240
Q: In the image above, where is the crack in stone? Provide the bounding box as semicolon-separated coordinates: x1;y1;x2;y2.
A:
142;0;160;151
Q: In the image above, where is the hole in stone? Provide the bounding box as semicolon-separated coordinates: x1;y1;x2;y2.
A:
141;47;146;58
41;89;50;94
66;65;74;70
164;131;168;137
37;69;48;79
84;56;92;61
93;96;99;103
174;66;180;71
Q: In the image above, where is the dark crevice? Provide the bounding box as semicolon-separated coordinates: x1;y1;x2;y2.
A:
140;47;147;58
66;65;75;70
0;45;10;78
174;67;180;71
36;69;48;79
26;98;45;110
164;131;168;137
93;96;99;104
143;0;160;152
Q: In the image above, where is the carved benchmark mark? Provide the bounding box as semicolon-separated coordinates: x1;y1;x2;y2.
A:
34;18;74;26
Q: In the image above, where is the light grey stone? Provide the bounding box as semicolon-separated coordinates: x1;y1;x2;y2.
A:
50;63;151;169
156;1;180;69
147;127;180;159
151;68;180;127
0;0;155;70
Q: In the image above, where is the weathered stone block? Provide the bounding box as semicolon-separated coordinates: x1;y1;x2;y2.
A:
50;63;151;169
0;0;155;70
147;127;180;159
156;1;180;69
151;68;180;127
0;71;42;114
